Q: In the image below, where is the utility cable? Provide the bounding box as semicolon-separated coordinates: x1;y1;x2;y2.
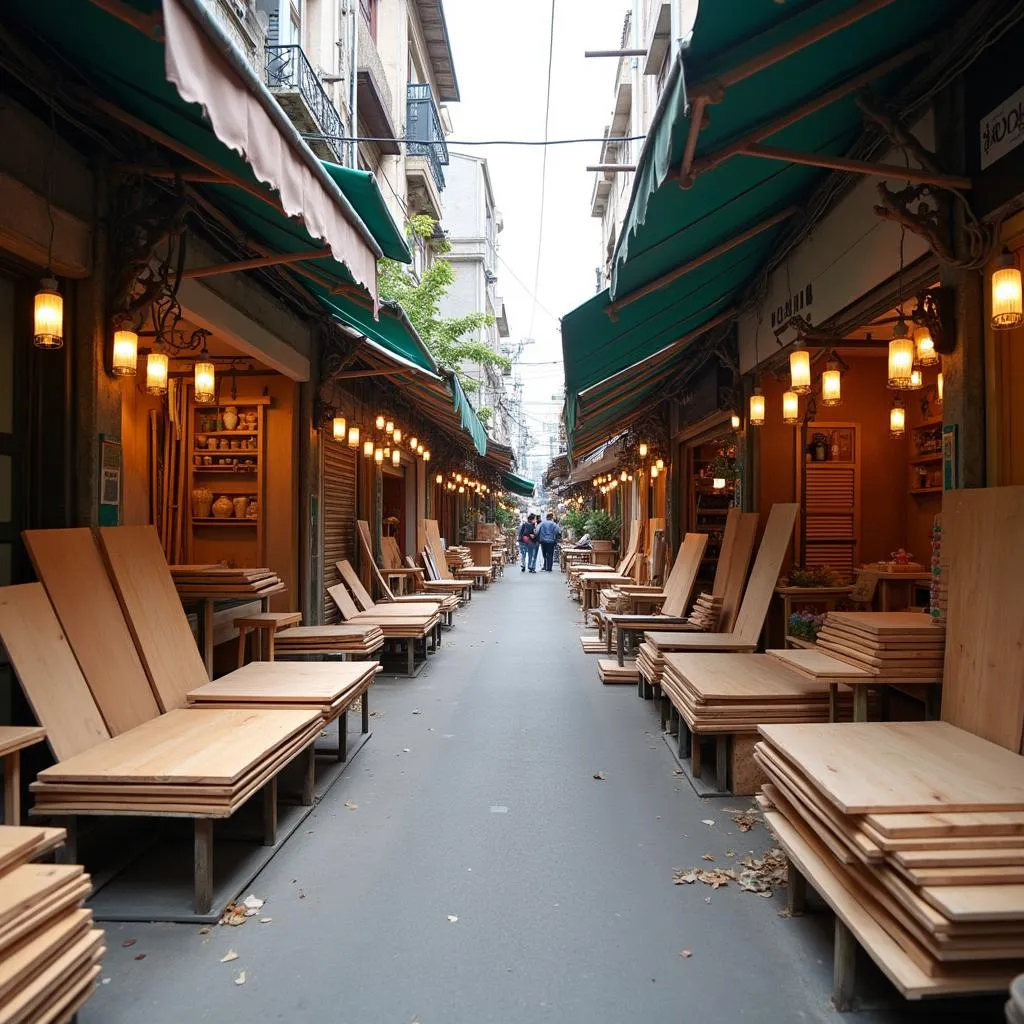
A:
302;133;645;147
530;0;558;344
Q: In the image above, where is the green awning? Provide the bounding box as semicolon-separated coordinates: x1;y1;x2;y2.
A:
562;0;967;455
502;473;535;498
320;162;411;264
449;374;488;456
3;0;382;297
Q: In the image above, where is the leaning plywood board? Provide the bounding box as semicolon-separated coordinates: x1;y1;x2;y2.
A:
97;526;209;708
0;585;110;761
23;528;162;734
759;721;1024;814
37;708;319;786
712;511;759;633
939;486;1024;752
733;504;799;644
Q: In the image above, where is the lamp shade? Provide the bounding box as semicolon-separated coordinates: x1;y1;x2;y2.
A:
650;465;659;479
112;330;138;376
194;359;216;403
992;251;1024;329
374;447;384;464
145;352;169;395
347;425;360;448
890;400;906;438
385;420;394;435
33;278;63;349
908;368;923;390
914;325;939;366
730;413;741;430
363;440;374;458
887;323;914;389
423;450;430;461
375;414;385;429
937;372;944;403
409;436;418;449
392;449;401;466
638;442;648;458
655;458;664;471
749;388;765;426
332;415;346;441
713;477;726;490
436;473;443;484
789;345;811;394
782;390;799;425
393;429;402;444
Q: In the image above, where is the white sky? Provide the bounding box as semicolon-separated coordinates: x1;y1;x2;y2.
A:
442;0;631;458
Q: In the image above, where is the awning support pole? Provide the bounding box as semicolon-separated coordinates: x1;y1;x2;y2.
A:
182;249;332;279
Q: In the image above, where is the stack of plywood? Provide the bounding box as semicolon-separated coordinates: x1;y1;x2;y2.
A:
170;565;287;601
815;612;945;683
30;708;323;817
687;593;724;631
756;721;1024;998
598;659;638;684
661;654;859;735
0;825;104;1022
273;623;384;657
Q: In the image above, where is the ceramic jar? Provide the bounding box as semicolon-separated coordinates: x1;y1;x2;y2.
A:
212;495;233;519
232;496;248;519
191;488;213;518
206;437;219;450
223;406;239;431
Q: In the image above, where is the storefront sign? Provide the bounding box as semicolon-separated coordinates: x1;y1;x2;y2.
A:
980;84;1024;171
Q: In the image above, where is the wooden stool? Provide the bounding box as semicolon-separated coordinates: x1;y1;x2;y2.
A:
0;726;46;824
234;611;303;666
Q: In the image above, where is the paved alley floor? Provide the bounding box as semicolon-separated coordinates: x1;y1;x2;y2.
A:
82;565;1005;1023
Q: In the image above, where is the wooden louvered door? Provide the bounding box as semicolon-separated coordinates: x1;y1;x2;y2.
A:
322;429;357;623
799;424;860;582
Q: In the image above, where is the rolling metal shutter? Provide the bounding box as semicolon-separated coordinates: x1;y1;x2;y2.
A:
322;428;357;623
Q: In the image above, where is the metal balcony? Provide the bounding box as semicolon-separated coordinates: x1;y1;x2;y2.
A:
265;44;342;161
406;83;448;191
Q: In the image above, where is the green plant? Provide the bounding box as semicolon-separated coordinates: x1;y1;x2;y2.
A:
584;509;622;542
378;215;510;395
786;565;838;588
493;504;516;530
560;506;589;536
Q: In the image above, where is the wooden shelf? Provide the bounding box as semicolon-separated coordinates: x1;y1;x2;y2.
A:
192;466;257;474
909;453;942;465
909;487;942;495
196;430;259;437
192;517;259;526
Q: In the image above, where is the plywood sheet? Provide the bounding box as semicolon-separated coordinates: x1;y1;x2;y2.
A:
23;529;161;733
97;526;208;709
939;486;1024;752
664;653;833;700
0;585;110;761
868;811;1024;840
0;727;46;759
38;707;319;785
188;662;373;702
828;612;943;636
643;631;758;652
767;647;872;679
659;533;707;617
0;865;84;929
759;721;1024;814
733;504;799;644
713;511;759;632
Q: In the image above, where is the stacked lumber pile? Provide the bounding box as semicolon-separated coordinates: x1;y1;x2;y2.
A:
687;593;723;631
580;633;610;654
661;654;861;734
170;565;286;601
815;612;945;683
30;708;323;816
0;825;104;1022
274;623;384;656
757;721;1024;998
636;638;667;689
598;659;638;684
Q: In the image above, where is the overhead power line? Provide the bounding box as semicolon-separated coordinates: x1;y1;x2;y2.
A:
530;0;557;344
301;133;645;148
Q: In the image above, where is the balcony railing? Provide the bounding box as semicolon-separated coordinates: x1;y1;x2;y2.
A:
265;43;342;144
407;83;448;191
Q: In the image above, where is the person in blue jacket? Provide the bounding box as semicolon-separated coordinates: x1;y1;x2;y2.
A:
536;513;562;572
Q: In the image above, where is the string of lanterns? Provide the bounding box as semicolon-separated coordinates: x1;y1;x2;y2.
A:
330;409;430;468
434;469;491;496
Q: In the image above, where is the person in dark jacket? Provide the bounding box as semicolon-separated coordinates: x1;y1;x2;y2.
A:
517;515;538;572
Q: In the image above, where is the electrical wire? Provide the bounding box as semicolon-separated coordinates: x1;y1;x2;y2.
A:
301;133;645;147
530;0;558;344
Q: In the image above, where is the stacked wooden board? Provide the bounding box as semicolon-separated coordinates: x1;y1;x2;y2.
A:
815;612;945;683
273;623;384;657
756;720;1024;997
598;659;639;684
688;593;724;631
0;825;104;1024
170;565;287;601
661;654;862;735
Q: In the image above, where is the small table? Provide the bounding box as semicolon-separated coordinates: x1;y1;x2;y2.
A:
0;726;46;824
773;586;852;648
234;611;303;665
857;570;932;611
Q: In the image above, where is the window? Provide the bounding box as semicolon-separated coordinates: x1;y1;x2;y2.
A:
360;0;377;41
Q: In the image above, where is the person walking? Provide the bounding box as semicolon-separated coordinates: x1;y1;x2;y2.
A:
537;512;561;572
517;514;538;573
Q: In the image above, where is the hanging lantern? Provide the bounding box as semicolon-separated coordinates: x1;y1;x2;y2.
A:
332;415;347;441
820;359;842;407
393;429;402;444
749;387;765;426
435;473;443;484
33;278;63;349
655;458;664;471
913;325;939;366
392;449;401;467
937;371;944;403
194;357;216;403
992;250;1024;329
375;414;385;430
409;436;418;449
145;352;169;396
112;330;138;376
417;444;424;455
730;413;741;430
385;419;394;435
908;368;924;390
638;442;648;458
609;479;617;489
887;320;914;389
789;342;811;394
782;390;799;425
363;439;374;458
456;473;463;483
599;485;607;494
712;477;726;490
620;470;627;482
650;465;659;479
383;446;391;459
374;447;384;464
423;450;430;462
458;485;466;494
889;398;906;438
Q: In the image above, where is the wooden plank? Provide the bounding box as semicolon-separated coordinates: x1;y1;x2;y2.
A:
664;653;837;701
0;879;91;959
23;528;162;733
37;708;320;786
940;487;1024;752
97;525;209;708
188;662;374;703
868;811;1024;840
0;585;111;761
767;647;873;680
759;721;1024;814
642;631;758;652
0;908;91;1003
0;865;84;930
828;611;943;636
658;533;707;617
734;504;799;644
922;885;1024;923
0;728;46;760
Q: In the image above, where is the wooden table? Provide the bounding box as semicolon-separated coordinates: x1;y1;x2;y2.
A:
234;611;303;665
0;726;46;824
773;586;851;647
857;570;932;611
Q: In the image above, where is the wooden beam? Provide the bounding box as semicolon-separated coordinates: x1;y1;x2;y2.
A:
114;164;228;184
679;95;708;187
585;49;648;58
739;144;972;190
330;368;415;380
587;165;637;173
182;248;332;279
607;207;798;317
87;0;162;40
682;41;930;186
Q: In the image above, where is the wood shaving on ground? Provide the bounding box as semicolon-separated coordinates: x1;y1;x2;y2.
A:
220;950;239;963
680;949;692;959
344;801;359;810
672;848;788;897
701;854;714;862
234;970;246;986
447;915;458;923
220;894;265;926
593;772;606;780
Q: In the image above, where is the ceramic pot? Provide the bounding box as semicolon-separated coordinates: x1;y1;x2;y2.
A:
232;496;248;519
223;406;239;431
212;495;233;519
191;488;213;518
206;437;219;451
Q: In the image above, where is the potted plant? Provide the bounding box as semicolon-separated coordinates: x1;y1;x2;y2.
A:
584;509;622;554
788;610;826;642
783;565;838;588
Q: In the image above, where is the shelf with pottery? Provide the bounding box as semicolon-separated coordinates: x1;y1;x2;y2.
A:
188;397;269;566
